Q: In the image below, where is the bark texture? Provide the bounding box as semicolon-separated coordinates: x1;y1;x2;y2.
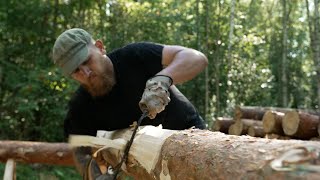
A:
283;111;320;139
70;126;320;180
0;141;74;166
212;117;234;134
234;106;266;121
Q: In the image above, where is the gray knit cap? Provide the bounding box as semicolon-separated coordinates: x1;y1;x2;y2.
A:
52;28;92;75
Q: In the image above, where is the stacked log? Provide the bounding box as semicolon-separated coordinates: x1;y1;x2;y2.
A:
211;117;234;134
262;110;285;135
282;111;320;139
212;106;320;140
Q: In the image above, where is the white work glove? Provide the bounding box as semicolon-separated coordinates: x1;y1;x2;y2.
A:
139;75;173;119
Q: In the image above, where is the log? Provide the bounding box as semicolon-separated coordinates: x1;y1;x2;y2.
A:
0;141;74;166
283;111;320;139
211;117;234;134
228;119;262;136
247;125;265;137
263;110;285;135
234;106;266;121
70;126;320;179
265;134;291;140
235;106;320;122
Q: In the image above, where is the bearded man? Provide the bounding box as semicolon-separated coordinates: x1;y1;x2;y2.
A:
52;28;208;179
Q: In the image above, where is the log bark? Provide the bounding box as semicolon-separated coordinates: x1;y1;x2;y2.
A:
263;110;285;135
283;111;320;139
211;117;234;134
234;106;266;121
235;106;320;121
0;141;74;166
70;126;320;180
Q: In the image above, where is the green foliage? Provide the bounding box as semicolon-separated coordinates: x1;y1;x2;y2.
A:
0;163;81;180
0;0;318;141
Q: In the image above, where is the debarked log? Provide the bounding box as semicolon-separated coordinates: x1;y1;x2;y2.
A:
70;126;320;180
0;141;74;166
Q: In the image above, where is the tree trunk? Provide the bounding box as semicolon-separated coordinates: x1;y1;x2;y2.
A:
70;126;320;179
212;117;234;134
307;0;320;107
282;111;320;139
0;141;74;166
263;110;285;135
281;0;288;107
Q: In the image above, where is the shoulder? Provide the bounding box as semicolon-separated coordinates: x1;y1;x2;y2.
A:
114;42;164;54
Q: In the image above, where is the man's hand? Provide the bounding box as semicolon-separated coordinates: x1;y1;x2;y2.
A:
139;75;173;119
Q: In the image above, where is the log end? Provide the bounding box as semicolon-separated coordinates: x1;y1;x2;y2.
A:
262;111;275;133
283;111;299;136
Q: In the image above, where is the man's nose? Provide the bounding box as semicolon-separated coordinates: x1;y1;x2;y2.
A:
79;65;92;77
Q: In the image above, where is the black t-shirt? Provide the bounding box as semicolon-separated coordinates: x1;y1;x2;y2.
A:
64;42;205;137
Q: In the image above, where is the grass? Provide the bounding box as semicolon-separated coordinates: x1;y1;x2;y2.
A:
0;163;81;180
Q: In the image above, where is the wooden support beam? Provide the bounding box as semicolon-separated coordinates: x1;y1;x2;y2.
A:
0;141;74;166
4;159;16;180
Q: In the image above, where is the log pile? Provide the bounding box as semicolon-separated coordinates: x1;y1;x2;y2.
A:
211;106;320;140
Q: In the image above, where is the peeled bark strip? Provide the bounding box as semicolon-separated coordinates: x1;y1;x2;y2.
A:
247;125;265;137
283;111;320;139
263;110;285;135
212;117;234;134
70;126;320;179
0;141;74;166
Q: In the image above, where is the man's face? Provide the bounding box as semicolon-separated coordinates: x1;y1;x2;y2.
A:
71;41;116;97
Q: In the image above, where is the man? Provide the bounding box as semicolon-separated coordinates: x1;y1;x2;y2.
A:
52;28;208;179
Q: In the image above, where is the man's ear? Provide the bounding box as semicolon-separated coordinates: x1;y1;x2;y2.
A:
95;40;106;54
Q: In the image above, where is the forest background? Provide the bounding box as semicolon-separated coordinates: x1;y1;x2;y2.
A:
1;0;320;179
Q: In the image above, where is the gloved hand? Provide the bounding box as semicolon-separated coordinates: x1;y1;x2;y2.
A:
139;75;173;119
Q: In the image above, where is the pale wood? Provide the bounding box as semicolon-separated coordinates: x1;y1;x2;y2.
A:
265;134;291;140
4;159;16;180
211;117;234;134
0;141;74;166
248;125;265;137
283;111;320;139
70;126;320;179
228;119;262;136
263;110;285;135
